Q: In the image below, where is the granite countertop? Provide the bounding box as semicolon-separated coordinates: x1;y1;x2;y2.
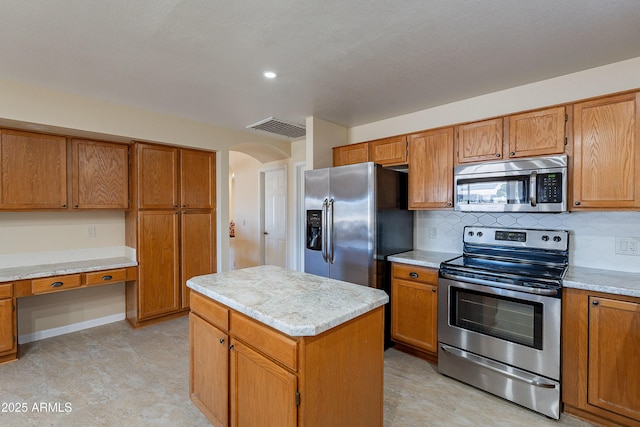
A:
0;257;138;282
387;249;459;269
388;250;640;298
187;265;389;337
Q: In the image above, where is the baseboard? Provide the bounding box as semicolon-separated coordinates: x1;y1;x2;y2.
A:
18;313;126;344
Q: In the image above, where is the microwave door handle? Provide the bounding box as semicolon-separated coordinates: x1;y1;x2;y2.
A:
529;171;537;207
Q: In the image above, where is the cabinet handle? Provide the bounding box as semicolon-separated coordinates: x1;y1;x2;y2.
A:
409;272;419;278
229;344;234;351
219;338;225;344
101;275;113;281
592;300;599;306
574;201;581;206
495;153;501;157
50;281;64;288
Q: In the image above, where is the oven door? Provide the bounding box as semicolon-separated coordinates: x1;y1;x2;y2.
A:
438;276;561;380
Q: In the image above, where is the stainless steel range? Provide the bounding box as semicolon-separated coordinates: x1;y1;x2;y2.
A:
438;226;569;419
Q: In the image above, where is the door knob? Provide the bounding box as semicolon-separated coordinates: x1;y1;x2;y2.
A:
263;231;269;235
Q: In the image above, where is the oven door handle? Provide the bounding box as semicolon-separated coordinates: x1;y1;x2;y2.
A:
439;272;558;296
440;344;557;389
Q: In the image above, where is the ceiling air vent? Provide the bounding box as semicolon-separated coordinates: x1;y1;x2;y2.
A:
246;117;306;139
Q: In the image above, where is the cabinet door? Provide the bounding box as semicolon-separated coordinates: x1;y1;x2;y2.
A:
332;142;369;166
230;338;297;427
573;92;639;209
189;313;228;426
0;130;67;209
408;128;454;209
508;107;566;158
138;211;180;319
456;118;503;163
369;136;407;166
391;278;438;353
136;143;179;209
181;149;215;209
71;139;129;209
0;298;14;354
181;211;216;308
588;296;640;421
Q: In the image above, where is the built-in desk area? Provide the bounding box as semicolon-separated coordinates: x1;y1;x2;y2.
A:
0;257;138;364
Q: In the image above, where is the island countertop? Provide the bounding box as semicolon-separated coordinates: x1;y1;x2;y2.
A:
186;265;389;337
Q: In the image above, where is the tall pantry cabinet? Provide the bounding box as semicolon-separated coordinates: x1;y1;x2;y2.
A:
126;142;216;327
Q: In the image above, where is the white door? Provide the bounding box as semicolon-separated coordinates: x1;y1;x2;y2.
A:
263;167;287;267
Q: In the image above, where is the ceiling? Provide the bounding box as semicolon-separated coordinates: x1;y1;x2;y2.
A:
1;1;640;140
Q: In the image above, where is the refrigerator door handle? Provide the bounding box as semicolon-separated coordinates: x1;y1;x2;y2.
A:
328;198;335;263
321;199;329;262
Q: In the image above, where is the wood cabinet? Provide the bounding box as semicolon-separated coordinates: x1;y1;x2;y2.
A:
563;288;640;426
0;283;14;358
368;135;408;166
332;142;369;166
391;263;438;362
408;127;454;210
456;107;566;164
126;142;216;327
71;139;129;209
189;290;384;426
572;92;640;209
0;129;67;209
137;210;180;319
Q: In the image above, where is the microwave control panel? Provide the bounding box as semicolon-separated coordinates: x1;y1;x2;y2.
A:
537;173;562;203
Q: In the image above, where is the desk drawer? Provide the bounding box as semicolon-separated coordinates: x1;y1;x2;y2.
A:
32;274;82;294
0;283;12;299
85;269;127;286
392;263;438;284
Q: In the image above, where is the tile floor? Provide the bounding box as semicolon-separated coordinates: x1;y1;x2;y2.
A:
0;317;595;426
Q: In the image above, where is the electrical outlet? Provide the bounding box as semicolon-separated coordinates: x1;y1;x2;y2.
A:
88;225;96;238
429;227;437;239
615;236;640;256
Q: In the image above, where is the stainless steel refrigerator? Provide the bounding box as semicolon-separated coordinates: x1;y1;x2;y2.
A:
304;162;413;290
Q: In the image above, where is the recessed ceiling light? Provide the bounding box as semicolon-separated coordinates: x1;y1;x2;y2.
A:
263;71;277;79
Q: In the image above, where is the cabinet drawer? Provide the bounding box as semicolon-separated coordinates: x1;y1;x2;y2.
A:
190;291;229;331
85;269;127;286
231;312;298;371
0;283;12;299
31;274;82;294
392;263;438;284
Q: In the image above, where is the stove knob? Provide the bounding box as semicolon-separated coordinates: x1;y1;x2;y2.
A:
468;231;474;237
541;235;549;241
553;236;562;242
477;231;483;237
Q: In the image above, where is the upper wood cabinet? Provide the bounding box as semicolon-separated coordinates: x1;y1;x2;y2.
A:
369;135;408;166
408;127;454;210
563;288;640;426
456;107;566;164
136;143;179;209
508;107;566;158
332;142;369;166
181;148;215;209
572;92;639;209
71;139;129;209
0;129;67;209
456;118;504;163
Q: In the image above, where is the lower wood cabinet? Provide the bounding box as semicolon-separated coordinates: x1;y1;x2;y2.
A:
0;283;15;359
189;290;384;426
563;288;640;426
390;263;438;363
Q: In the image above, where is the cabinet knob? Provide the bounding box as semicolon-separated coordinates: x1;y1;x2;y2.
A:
101;275;113;281
50;281;64;288
575;201;581;206
446;202;452;207
219;338;225;344
592;300;599;306
229;344;234;351
74;204;79;208
510;151;515;156
409;272;419;278
432;288;436;293
495;153;501;157
62;204;67;208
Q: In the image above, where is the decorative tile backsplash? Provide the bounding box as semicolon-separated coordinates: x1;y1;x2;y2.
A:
415;211;640;273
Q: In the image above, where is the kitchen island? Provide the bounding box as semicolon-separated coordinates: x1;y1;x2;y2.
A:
186;265;388;427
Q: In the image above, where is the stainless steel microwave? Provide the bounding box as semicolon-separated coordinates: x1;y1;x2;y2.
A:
454;154;568;213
